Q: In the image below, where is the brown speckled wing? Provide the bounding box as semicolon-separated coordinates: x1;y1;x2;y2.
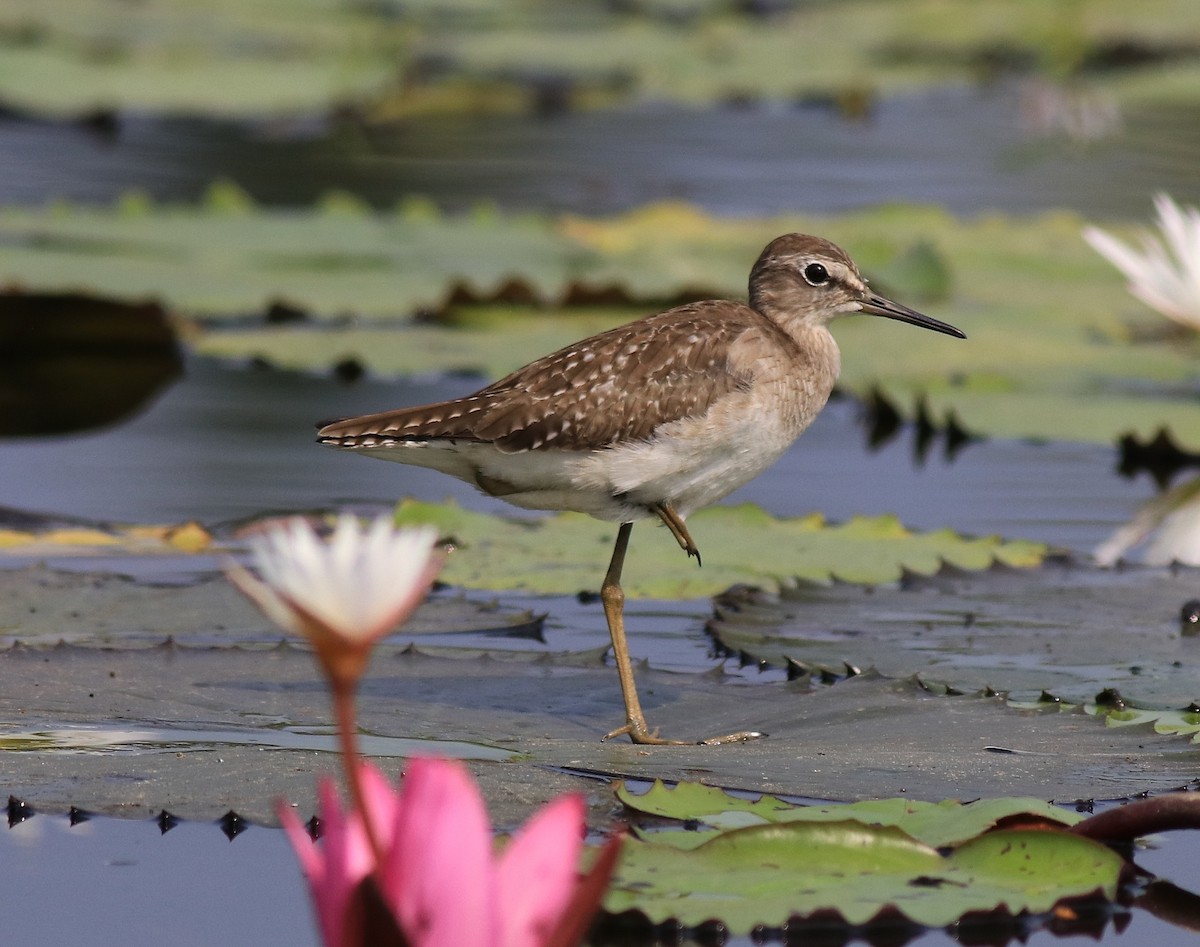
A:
317;301;763;453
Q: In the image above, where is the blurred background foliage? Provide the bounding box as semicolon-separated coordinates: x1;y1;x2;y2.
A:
2;0;1200;117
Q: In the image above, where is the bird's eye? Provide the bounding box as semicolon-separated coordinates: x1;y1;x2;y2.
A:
803;262;830;286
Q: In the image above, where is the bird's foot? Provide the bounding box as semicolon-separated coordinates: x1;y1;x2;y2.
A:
602;721;688;745
603;721;766;746
651;502;702;567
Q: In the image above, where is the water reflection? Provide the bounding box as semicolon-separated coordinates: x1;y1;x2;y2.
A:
0;292;181;437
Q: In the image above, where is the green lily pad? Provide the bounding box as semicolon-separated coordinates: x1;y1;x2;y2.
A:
604;822;1123;931
615;781;1078;848
194;312;634;383
0;187;584;318
391;499;1044;597
0;0;403;118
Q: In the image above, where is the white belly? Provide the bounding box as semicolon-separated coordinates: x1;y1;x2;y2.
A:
349;385;817;523
569;387;804;518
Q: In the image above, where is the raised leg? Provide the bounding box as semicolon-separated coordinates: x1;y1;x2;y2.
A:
652;501;702;566
599;522;765;746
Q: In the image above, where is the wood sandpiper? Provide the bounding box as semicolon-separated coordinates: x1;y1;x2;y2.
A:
318;234;966;745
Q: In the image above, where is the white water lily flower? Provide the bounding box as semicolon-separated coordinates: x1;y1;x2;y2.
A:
229;515;441;647
1083;193;1200;329
1094;477;1200;567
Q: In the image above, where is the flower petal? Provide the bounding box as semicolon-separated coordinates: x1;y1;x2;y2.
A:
277;777;378;947
542;833;624;947
1082;225;1147;281
357;760;402;846
1085;196;1200;329
278;801;321;882
224;561;302;636
497;795;586;947
382;758;496;947
231;516;442;648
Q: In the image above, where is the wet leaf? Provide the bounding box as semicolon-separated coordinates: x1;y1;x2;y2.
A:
1019;702;1200;743
0;564;546;649
709;565;1200;707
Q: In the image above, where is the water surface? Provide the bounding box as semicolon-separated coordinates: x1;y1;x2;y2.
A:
2;86;1197;219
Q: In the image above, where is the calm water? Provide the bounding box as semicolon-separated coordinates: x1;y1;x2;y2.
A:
1;85;1198;219
5;809;1200;947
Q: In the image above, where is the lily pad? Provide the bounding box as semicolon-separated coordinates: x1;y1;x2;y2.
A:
604;821;1123;931
0;187;583;318
708;563;1200;707
615;781;1078;848
0;0;402;118
0;563;546;649
6;557;1200;823
1021;701;1200;744
392;499;1044;597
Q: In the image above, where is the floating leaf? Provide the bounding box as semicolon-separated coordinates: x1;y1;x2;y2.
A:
1012;700;1200;743
604;822;1123;931
616;781;1078;848
0;197;586;318
0;563;546;649
392;499;1043;597
709;565;1200;707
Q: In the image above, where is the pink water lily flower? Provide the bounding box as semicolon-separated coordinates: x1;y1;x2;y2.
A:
280;757;620;947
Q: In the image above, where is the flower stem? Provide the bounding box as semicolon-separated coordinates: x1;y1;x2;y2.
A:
331;673;388;870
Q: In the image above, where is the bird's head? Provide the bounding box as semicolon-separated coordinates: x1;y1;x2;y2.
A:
748;234;965;339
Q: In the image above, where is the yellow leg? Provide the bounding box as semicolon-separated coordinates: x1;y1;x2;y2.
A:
599;522;765;747
600;523;683;745
652;501;702;565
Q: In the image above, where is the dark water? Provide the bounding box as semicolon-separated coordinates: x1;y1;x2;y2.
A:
1;85;1198;219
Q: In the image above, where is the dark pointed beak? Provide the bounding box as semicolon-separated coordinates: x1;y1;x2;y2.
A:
860;293;966;339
